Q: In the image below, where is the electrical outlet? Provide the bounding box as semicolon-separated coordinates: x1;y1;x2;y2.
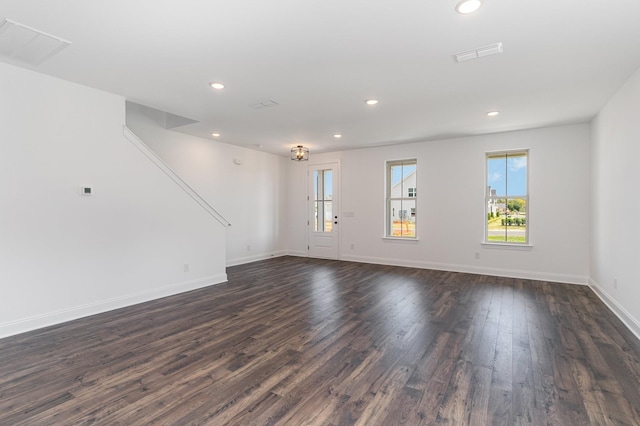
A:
475;252;480;260
183;264;189;273
350;243;355;250
614;277;618;289
247;244;251;251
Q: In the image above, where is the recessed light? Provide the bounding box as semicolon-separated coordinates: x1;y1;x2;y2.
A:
333;134;343;139
486;111;500;117
456;0;482;14
365;99;379;105
211;133;221;137
210;82;225;89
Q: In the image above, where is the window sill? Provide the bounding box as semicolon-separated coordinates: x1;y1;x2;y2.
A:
481;242;533;251
383;237;420;243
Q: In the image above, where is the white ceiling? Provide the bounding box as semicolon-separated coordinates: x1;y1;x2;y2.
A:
2;0;640;156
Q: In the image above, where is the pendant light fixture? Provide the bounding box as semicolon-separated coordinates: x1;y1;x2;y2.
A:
291;145;309;161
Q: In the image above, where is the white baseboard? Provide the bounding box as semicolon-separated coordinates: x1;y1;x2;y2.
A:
226;251;287;267
339;254;589;285
0;273;227;340
286;250;308;258
589;279;640;342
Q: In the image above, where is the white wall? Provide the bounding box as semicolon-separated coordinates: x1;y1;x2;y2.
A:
125;103;288;266
288;124;591;284
0;62;227;338
591;66;640;338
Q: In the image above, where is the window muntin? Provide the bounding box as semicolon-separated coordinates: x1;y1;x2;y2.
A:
386;159;417;238
486;151;528;244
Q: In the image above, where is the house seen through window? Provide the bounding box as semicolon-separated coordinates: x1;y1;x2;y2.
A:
386;159;417;238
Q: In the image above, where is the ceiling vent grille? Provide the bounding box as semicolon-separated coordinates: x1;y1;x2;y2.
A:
454;42;503;63
0;19;71;66
251;100;280;109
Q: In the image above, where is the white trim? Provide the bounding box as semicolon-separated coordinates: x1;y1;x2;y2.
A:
481;242;533;250
382;237;420;243
286;250;309;258
123;126;232;227
0;274;227;339
486;148;531;156
589;279;640;342
226;251;287;267
340;254;588;285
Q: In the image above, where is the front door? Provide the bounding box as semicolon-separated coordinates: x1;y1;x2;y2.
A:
308;163;339;259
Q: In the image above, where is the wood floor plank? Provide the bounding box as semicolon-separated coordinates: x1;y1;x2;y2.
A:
486;283;513;426
524;283;563;426
1;257;640;425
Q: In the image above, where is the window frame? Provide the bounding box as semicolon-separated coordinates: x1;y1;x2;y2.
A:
484;149;530;245
385;159;418;239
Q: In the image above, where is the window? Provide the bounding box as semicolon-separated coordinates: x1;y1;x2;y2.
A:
486;150;528;244
386;159;417;238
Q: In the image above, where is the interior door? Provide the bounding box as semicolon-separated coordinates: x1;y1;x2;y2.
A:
308;163;339;259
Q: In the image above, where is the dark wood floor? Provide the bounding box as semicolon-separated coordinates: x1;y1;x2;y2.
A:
1;257;640;425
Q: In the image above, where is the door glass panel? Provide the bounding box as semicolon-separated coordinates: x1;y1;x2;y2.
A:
324;201;333;232
313;169;333;233
314;201;323;232
324;171;332;200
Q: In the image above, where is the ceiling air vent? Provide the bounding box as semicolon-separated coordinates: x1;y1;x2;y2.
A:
454;42;503;63
251;100;280;109
0;19;71;66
